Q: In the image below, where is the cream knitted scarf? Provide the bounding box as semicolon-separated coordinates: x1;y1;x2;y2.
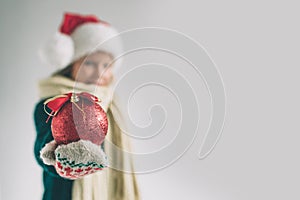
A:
38;75;140;200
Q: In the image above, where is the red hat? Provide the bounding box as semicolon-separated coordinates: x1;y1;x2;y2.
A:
39;12;123;71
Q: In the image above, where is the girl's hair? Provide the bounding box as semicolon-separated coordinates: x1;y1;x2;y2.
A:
51;63;73;79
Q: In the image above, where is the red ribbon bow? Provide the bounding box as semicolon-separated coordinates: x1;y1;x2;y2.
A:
43;92;100;123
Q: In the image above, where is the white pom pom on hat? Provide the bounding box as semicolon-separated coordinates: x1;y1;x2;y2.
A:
38;32;74;68
38;12;123;70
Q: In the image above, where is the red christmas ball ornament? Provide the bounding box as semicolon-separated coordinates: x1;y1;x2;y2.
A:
44;92;108;146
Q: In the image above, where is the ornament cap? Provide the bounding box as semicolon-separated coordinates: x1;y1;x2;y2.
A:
70;93;79;103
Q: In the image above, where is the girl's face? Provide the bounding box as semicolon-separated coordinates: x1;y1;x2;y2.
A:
71;51;114;86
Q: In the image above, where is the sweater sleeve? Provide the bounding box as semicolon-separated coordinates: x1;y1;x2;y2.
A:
33;98;63;179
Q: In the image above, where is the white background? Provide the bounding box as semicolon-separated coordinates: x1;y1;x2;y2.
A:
0;0;299;199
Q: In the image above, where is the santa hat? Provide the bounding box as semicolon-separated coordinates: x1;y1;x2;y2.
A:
39;12;123;71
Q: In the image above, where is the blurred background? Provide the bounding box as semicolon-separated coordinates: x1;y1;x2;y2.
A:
0;0;299;199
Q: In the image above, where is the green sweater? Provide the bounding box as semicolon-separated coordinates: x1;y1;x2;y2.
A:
33;98;73;200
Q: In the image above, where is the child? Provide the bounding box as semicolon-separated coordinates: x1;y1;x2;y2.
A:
33;12;140;200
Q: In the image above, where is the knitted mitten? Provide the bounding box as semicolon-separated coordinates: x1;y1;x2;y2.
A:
40;139;108;179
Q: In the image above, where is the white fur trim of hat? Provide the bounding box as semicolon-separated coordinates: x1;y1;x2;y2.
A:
38;12;123;72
